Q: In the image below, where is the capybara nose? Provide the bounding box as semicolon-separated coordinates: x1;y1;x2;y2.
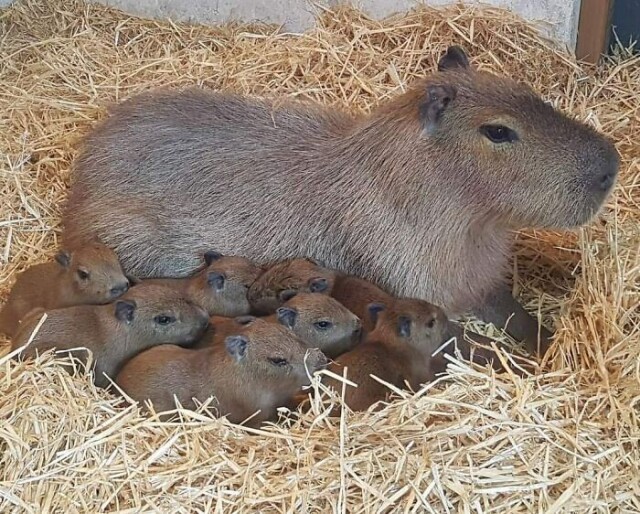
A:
110;282;129;298
597;170;616;192
195;306;210;326
310;349;329;371
592;147;619;193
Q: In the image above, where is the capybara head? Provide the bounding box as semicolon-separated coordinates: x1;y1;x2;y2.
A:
55;242;129;302
247;258;337;315
189;251;262;317
383;45;619;229
367;298;451;356
117;284;209;345
224;317;328;388
275;292;362;358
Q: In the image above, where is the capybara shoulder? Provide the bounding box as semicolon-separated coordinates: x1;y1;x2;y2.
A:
0;243;129;338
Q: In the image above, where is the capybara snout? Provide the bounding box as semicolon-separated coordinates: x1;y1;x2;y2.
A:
305;347;329;374
109;281;130;299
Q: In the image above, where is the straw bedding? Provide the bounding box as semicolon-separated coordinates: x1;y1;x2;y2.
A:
1;0;639;511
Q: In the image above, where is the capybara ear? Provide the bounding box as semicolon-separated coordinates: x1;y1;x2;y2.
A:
115;300;136;323
225;335;248;361
397;315;412;338
367;302;386;325
421;84;457;135
308;277;328;293
207;271;225;290
437;45;470;72
55;250;72;268
204;250;223;266
276;306;298;329
234;315;256;325
279;289;298;302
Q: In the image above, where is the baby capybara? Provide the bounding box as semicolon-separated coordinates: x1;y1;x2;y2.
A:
0;242;129;338
248;258;391;333
12;284;209;388
199;292;362;358
324;298;452;411
116;317;328;426
247;258;336;315
134;251;262;316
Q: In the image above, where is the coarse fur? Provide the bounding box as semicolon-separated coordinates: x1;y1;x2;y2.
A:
197;292;362;358
11;284;209;388
134;251;262;316
0;242;129;338
324;298;452;412
62;46;619;350
116;317;328;426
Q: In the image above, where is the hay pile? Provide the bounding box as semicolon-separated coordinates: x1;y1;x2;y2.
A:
1;0;639;511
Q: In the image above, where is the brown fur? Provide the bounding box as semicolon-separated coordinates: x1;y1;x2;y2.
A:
11;284;209;388
324;271;392;333
0;243;129;338
248;258;390;334
115;318;328;426
324;298;452;411
247;258;337;314
62;47;618;352
135;252;262;316
198;293;362;358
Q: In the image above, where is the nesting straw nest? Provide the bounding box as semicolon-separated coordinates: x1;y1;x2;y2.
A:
1;0;639;511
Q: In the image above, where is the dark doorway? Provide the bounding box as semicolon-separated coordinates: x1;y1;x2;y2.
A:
608;0;640;51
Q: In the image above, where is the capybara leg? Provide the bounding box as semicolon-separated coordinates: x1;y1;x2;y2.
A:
472;286;553;356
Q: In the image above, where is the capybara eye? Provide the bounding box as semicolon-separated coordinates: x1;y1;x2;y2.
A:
480;124;518;144
268;357;288;367
314;320;333;330
77;268;90;280
154;315;175;325
426;318;436;329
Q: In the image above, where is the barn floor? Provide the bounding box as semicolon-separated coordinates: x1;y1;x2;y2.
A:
1;0;639;512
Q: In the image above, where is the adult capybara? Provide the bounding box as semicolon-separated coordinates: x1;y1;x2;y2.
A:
134;251;262;316
62;46;619;355
198;292;362;358
0;242;129;338
116;317;328;426
12;284;209;388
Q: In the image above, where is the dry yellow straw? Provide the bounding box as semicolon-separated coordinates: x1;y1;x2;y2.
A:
1;0;638;511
